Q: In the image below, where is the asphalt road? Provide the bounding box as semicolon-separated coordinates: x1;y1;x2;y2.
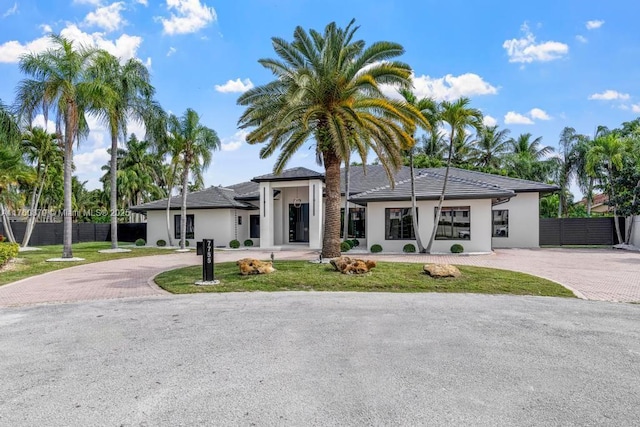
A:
1;293;639;426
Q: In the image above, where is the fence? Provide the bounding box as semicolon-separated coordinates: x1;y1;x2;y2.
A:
0;222;146;246
539;217;625;246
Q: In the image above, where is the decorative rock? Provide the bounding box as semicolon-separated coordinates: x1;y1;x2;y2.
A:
423;263;461;278
330;256;377;275
237;258;276;275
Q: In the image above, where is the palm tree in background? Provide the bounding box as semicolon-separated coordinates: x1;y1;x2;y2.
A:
21;127;62;246
473;125;510;169
505;133;556;182
237;19;424;257
557;127;579;218
88;51;156;250
399;88;437;252
0;100;25;242
425;97;483;254
587;133;628;244
16;34;110;258
167;108;220;250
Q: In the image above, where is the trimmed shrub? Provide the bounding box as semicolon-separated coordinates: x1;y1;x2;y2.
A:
370;244;383;253
185;240;190;247
156;239;166;247
403;243;416;253
244;239;254;247
450;244;464;254
340;241;351;252
351;239;360;247
229;239;240;249
0;242;19;267
135;238;146;247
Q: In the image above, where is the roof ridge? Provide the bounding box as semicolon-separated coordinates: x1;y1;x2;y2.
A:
424;169;507;192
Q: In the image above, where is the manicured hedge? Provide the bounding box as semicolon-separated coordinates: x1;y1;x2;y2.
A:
451;244;464;254
340;241;351;252
370;244;383;253
403;243;416;253
229;239;240;249
0;242;19;267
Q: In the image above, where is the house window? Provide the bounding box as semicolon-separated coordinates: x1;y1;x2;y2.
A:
250;215;260;238
385;208;416;240
340;208;366;238
435;207;470;240
174;214;195;239
238;216;242;225
493;210;509;237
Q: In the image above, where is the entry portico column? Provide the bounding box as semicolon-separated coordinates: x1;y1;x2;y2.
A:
259;181;274;248
308;179;323;250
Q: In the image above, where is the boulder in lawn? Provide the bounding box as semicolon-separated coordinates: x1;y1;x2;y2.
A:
330;256;377;275
237;258;276;275
423;263;461;278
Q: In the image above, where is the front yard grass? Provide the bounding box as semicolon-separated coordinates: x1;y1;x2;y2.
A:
0;242;180;286
155;261;575;297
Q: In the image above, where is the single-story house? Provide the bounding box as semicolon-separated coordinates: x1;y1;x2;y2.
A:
575;193;611;214
130;165;557;253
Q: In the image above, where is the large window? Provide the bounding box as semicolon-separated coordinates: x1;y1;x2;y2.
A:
435;207;470;240
492;210;509;237
250;215;260;238
174;214;194;239
385;208;416;240
340;208;366;238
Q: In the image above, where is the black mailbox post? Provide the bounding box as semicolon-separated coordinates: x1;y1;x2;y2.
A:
202;239;214;282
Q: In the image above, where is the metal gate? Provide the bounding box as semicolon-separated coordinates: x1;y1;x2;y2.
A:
539;217;625;246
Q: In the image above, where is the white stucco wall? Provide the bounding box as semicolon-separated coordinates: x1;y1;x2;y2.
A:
365;198;493;253
491;192;540;248
628;215;640;247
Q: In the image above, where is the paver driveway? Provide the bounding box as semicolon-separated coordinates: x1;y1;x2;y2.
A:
0;248;638;307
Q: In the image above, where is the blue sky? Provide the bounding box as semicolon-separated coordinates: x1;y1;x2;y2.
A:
1;0;639;197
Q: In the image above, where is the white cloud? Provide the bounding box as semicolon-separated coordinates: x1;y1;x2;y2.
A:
74;148;110;174
483;115;497;127
167;46;177;56
503;23;569;63
84;2;126;32
136;0;148;5
2;2;18;18
73;0;102;5
529;108;551;120
32;114;57;133
221;130;248;152
586;20;604;30
575;35;587;43
504;111;534;125
161;0;217;35
215;78;254;93
588;90;630;101
410;73;498;101
39;24;52;33
0;24;142;63
631;104;640;114
143;57;152;69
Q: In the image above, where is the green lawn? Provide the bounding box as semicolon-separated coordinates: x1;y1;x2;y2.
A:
0;242;182;286
155;261;575;298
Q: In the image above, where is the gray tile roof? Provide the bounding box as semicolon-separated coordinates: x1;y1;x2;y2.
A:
252;167;324;182
226;181;259;200
350;168;516;203
429;167;559;193
341;165;413;195
130;186;256;212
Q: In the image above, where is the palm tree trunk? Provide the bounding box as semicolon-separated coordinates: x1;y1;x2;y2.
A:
586;177;594;217
62;114;74;258
22;166;47;247
165;163;177;247
0;202;16;243
180;162;189;250
322;149;342;258
426;131;456;253
625;179;640;244
608;168;623;244
109;133;119;249
410;150;425;252
342;160;350;242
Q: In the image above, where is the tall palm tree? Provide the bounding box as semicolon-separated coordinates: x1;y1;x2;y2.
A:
473;125;510;169
167;109;220;250
587;133;627;243
88;51;155;250
504;133;556;182
237;19;422;257
16;34;110;258
425;97;483;254
0;100;25;242
509;133;554;160
573;126;609;216
399;88;437;252
21;127;62;247
557;127;579;218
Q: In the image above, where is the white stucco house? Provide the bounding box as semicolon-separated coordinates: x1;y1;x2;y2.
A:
131;165;557;253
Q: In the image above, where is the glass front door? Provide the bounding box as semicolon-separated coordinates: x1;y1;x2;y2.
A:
289;203;309;242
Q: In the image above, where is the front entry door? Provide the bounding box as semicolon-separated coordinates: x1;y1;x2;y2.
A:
289;203;309;242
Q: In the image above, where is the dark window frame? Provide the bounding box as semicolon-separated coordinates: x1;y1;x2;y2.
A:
174;214;195;239
250;214;260;238
385;208;416;240
340;207;366;238
492;209;509;238
434;206;471;240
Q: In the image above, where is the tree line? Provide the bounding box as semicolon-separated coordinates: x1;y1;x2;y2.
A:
1;22;639;258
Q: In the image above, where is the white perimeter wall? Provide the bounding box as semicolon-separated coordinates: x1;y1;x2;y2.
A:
491;192;540;248
365;198;493;253
146;209;258;248
628;216;640;247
